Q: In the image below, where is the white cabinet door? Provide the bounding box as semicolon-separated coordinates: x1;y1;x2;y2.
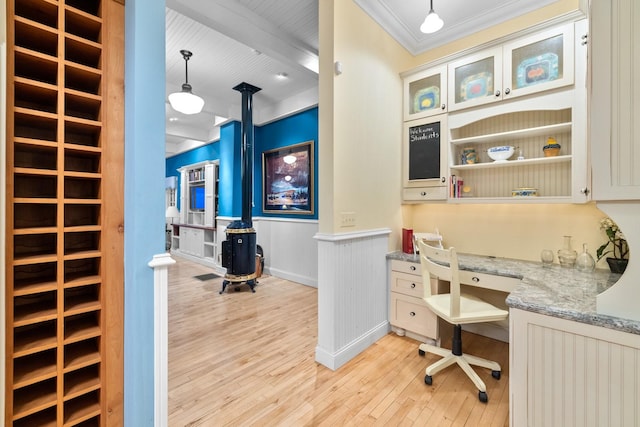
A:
403;64;447;121
447;23;575;113
590;0;640;200
181;227;204;257
448;47;503;112
502;22;575;101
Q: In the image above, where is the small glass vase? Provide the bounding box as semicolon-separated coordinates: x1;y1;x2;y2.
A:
576;243;596;272
558;235;577;268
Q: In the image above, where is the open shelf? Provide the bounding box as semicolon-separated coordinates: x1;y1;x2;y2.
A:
450;154;571;170
450;122;572;146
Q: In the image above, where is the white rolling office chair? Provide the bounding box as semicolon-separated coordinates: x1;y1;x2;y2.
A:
416;239;508;403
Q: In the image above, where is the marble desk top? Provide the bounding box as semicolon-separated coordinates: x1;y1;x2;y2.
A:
387;251;640;336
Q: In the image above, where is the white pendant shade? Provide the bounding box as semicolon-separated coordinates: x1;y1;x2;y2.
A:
168;89;204;115
420;0;444;34
169;49;204;115
420;10;444;33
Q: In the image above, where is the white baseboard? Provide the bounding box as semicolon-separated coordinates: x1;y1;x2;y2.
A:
265;267;317;288
315;321;390;371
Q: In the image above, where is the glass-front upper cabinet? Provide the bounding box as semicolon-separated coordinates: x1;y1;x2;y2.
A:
503;22;574;100
447;22;575;112
447;47;503;111
403;65;447;121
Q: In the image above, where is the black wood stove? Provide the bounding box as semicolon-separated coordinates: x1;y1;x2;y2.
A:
220;82;261;293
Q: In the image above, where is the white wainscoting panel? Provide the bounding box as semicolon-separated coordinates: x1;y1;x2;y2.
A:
315;228;392;370
253;217;318;287
510;308;640;427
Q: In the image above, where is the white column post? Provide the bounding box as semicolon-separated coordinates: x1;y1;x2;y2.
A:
148;253;176;427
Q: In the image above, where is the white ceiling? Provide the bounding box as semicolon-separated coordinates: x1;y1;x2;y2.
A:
165;0;559;157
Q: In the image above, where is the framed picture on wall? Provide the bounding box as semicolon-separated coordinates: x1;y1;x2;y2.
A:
262;140;314;214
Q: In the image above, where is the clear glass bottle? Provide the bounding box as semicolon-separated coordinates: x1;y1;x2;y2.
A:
576;243;596;272
558;235;578;268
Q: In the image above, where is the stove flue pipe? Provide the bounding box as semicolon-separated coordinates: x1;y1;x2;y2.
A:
232;82;261;225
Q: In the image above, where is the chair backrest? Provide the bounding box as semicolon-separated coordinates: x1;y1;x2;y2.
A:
413;231;443;252
417;239;461;318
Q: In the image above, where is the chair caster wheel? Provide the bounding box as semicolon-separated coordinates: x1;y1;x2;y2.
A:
424;375;432;385
492;370;501;380
418;349;425;356
479;391;488;403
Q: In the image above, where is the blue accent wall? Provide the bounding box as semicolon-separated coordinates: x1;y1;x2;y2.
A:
165;141;221;212
166;107;318;219
166;108;319;221
124;0;165;425
255;108;319;219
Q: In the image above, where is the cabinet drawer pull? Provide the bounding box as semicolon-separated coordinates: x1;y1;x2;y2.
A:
421;191;427;196
472;276;480;283
409;311;416;317
411;283;416;289
410;265;416;271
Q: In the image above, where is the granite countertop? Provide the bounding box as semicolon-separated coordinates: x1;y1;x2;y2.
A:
387;251;640;336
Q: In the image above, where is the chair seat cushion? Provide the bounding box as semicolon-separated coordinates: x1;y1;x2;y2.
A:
424;293;509;324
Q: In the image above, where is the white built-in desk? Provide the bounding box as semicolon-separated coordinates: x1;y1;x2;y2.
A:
388;250;640;426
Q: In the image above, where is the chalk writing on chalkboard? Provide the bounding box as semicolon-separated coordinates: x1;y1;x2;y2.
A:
408;121;441;181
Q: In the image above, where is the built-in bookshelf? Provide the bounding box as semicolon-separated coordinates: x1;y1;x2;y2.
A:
173;161;221;270
5;1;124;425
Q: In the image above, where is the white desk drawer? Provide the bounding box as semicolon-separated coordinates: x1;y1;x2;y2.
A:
390;292;438;339
390;271;423;298
403;186;448;201
390;259;420;275
459;270;519;293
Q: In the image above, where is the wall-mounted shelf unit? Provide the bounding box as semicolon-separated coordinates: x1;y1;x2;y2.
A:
401;19;588;205
6;0;125;425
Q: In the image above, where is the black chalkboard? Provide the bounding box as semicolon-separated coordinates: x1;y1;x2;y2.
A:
408;121;440;180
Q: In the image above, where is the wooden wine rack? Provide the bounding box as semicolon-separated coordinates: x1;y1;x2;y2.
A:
5;0;124;425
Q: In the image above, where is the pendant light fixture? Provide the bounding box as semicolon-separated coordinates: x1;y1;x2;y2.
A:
168;49;205;115
420;0;444;34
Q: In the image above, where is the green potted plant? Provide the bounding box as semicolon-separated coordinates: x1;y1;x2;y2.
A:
596;217;629;274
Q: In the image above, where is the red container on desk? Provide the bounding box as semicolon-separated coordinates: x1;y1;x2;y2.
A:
402;228;414;254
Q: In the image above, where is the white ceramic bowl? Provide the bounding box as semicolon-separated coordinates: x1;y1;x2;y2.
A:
487;145;515;162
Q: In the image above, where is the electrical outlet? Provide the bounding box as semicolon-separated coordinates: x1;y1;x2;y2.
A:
340;212;356;227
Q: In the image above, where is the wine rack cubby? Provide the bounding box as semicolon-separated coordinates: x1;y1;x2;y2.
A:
6;0;124;425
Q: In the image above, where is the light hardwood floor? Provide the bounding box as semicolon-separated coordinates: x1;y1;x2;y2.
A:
168;257;510;426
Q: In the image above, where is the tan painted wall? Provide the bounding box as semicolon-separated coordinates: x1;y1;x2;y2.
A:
319;0;413;234
408;202;610;268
